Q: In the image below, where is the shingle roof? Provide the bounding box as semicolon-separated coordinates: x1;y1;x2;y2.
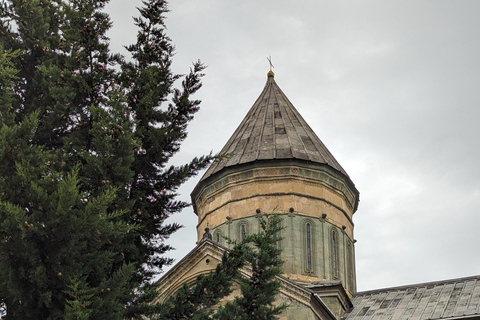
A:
200;72;349;182
345;275;480;320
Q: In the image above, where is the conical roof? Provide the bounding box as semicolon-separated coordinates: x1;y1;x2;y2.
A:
201;72;350;182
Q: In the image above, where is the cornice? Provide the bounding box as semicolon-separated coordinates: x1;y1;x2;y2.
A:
155;241;226;302
155;240;341;318
193;161;359;215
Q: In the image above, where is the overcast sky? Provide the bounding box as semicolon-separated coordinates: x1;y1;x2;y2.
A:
105;0;480;292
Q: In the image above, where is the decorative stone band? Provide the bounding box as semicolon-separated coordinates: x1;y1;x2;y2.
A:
194;164;358;215
206;212;355;243
197;192;355;231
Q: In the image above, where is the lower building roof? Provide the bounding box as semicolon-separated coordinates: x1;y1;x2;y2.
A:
345;275;480;320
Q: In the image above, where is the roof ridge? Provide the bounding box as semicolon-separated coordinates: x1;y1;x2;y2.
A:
275;81;310;161
269;81;278;159
277;83;297;160
257;79;272;160
354;275;480;296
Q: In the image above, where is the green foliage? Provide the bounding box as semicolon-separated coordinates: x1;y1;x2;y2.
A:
64;277;94;320
0;44;19;127
0;0;212;318
152;214;286;320
214;215;286;320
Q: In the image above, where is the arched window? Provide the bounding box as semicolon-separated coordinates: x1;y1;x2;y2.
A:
238;222;249;241
306;223;312;271
303;219;315;273
215;230;221;244
347;241;354;289
332;230;339;278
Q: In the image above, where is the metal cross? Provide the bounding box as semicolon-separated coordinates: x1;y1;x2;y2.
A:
267;56;274;71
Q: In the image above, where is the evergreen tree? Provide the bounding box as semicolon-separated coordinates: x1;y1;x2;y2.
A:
151;214;286;320
0;0;212;318
214;215;286;320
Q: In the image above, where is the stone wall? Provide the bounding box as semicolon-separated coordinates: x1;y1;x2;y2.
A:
192;160;358;295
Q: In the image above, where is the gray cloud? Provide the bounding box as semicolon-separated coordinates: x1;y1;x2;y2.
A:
106;0;480;291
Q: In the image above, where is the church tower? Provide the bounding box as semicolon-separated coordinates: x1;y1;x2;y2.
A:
191;71;359;295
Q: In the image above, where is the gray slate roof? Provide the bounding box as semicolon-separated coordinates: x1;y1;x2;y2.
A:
345;275;480;320
201;73;348;182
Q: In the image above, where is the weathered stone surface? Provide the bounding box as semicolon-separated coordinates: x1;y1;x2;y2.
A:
210;212;357;296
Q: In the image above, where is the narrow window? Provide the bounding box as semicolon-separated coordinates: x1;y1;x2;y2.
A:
241;224;246;241
216;232;220;243
347;242;354;289
306;223;312;270
332;231;338;278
